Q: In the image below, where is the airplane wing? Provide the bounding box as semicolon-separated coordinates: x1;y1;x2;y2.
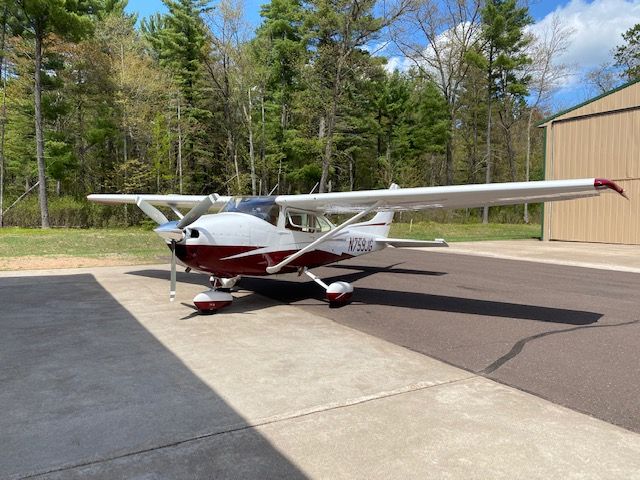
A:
87;193;232;210
275;178;627;213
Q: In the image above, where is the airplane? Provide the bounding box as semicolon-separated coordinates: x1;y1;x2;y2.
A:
88;178;626;313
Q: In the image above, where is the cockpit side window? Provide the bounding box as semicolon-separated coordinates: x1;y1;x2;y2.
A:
220;197;279;225
285;209;332;233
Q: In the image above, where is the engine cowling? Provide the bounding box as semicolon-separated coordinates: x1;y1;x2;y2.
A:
326;281;354;305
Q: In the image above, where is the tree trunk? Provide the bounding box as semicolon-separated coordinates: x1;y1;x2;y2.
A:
0;4;5;227
34;32;50;228
445;114;454;185
319;64;342;193
524;109;533;223
500;109;517;182
482;100;492;224
260;90;266;188
0;16;6;227
233;144;241;191
386;134;392;185
177;97;183;194
245;88;256;195
349;155;354;191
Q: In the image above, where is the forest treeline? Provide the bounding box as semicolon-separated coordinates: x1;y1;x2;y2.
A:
0;0;638;227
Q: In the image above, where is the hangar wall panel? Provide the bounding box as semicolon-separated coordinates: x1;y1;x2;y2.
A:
544;104;640;244
551;81;640;123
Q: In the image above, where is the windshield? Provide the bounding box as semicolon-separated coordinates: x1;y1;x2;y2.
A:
220;197;279;225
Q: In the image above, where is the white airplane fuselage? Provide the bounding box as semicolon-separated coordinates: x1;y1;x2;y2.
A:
86;178;626;312
174;211;387;277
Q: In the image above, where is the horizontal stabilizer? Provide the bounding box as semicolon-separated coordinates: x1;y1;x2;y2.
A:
380;238;449;248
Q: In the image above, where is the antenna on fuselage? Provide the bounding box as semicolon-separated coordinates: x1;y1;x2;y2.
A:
309;182;319;194
268;184;279;196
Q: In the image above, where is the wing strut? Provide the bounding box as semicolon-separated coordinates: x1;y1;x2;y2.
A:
265;202;381;274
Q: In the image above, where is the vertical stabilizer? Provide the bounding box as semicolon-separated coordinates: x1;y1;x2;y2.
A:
350;183;398;238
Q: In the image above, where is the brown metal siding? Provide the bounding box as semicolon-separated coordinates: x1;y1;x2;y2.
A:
544;104;640;244
550;81;640;122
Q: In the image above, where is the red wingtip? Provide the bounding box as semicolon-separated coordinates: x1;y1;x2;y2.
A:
594;178;628;199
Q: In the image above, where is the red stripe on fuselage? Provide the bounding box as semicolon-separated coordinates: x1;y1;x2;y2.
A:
174;244;353;277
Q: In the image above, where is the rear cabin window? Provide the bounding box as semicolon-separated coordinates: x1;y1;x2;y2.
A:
221;197;280;226
286;210;332;233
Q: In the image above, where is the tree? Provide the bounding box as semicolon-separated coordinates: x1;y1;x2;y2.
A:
523;14;573;222
477;0;532;223
205;0;252;194
615;23;640;81
0;1;9;226
252;0;308;193
307;0;410;193
585;62;620;95
393;0;482;186
143;0;210;193
11;0;96;227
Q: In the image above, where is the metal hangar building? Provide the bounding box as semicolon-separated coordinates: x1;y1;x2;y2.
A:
539;79;640;245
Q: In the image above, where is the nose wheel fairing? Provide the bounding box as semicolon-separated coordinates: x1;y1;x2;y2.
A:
193;290;234;312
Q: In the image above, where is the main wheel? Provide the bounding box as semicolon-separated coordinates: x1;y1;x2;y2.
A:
326;281;354;306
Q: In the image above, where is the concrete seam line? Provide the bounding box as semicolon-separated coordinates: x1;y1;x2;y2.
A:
17;375;477;480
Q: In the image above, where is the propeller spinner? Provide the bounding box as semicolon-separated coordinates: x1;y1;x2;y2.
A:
136;194;219;301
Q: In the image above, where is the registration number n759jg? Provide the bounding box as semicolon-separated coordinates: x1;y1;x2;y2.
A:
347;237;374;253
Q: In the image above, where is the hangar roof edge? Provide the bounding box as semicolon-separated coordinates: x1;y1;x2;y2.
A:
536;77;640;128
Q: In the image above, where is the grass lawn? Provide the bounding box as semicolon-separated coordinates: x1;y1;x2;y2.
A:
0;222;541;270
0;227;167;269
389;221;541;243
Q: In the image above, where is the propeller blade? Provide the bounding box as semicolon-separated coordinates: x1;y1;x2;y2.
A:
136;197;169;225
177;194;218;229
170;240;177;302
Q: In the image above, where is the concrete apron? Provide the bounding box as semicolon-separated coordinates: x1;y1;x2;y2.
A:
1;265;639;479
420;239;640;273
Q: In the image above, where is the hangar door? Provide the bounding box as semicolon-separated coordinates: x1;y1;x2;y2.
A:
544;108;640;244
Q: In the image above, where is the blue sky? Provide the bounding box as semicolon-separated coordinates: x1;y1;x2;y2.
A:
125;0;640;110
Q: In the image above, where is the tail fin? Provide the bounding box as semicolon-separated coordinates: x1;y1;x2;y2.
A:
351;183;398;238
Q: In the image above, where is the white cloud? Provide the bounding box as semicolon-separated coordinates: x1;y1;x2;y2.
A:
378;0;640;94
532;0;640;70
384;55;414;73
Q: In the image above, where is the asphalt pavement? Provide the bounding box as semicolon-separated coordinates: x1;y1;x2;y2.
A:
243;248;640;433
2;252;640;479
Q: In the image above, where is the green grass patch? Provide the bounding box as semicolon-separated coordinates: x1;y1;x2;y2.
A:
389;222;541;242
0;227;167;259
0;222;541;262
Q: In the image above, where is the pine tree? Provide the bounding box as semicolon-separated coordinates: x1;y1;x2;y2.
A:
615;24;640;81
252;0;308;193
478;0;532;222
143;0;210;192
10;0;96;227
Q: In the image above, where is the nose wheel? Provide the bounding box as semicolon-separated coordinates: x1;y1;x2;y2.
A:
193;275;240;313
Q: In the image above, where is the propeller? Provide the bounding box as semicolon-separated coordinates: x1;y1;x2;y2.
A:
136;197;169;225
177;194;218;229
135;194;220;302
170;240;177;302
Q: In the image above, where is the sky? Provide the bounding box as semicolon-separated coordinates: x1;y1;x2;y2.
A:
125;0;640;111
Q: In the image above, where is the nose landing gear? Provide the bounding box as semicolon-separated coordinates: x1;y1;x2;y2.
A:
193;275;240;313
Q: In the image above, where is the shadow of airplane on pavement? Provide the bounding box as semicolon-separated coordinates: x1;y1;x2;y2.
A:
129;263;602;326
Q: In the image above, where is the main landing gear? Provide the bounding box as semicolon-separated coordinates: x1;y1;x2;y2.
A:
302;268;354;307
193;275;240;313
